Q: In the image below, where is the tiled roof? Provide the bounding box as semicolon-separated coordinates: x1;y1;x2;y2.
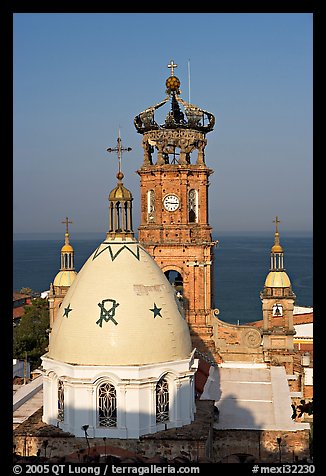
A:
13;292;30;301
13;307;25;319
248;311;313;328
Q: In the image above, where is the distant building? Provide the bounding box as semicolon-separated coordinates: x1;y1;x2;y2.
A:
13;292;32;326
13;359;30;380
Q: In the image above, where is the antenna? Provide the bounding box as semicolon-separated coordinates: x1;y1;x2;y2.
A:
188;59;191;103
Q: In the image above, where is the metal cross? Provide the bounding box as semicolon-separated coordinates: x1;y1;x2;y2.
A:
273;216;281;234
61;217;73;235
106;130;132;175
167;60;178;76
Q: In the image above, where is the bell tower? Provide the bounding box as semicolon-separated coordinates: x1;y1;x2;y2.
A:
134;61;217;355
260;217;296;370
48;217;77;327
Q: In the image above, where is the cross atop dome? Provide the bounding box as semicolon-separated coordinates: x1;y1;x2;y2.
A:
273;216;281;234
167;60;178;76
62;217;72;236
107;130;132;182
61;217;73;248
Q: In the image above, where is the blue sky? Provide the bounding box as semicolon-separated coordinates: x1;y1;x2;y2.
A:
13;13;313;235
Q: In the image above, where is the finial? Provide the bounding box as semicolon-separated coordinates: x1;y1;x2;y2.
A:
167;60;178;76
166;60;181;93
62;216;72;239
273;216;280;235
106;129;132;182
271;216;283;253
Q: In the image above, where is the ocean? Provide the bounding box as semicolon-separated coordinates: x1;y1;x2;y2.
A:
13;232;313;325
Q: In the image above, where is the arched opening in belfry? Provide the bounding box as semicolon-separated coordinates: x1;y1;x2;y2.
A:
164;270;184;298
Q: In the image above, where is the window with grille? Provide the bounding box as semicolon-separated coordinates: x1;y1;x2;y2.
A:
98;382;117;427
156;378;169;423
58;379;64;421
188;189;198;223
147;189;155;222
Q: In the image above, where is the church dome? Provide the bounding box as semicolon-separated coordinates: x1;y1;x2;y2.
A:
264;270;291;288
61;243;74;252
109;182;132;201
47;237;192;366
53;269;77;287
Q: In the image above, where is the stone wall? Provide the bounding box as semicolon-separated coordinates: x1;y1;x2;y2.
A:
212;428;311;463
13;401;214;463
13;432;211;463
213;318;264;362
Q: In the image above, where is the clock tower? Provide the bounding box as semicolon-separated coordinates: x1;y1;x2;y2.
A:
134;61;217;356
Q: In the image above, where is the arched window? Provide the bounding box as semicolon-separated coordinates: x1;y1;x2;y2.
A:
147;189;155;222
58;379;64;421
188;189;198;223
156;377;169;423
98;382;117;427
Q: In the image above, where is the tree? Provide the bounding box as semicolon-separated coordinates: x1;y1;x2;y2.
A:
20;287;40;297
19;287;34;295
13;298;50;371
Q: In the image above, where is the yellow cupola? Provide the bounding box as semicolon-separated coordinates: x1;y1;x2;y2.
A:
53;217;77;286
263;216;292;289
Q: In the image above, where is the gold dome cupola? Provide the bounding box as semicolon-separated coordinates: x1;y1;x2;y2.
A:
49;217;77;326
106;131;134;240
60;217;75;271
270;216;284;271
263;216;295;291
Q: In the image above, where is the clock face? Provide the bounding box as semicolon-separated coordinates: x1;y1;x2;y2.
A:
163;194;180;212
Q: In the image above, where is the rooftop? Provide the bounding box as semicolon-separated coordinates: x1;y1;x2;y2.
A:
200;363;310;432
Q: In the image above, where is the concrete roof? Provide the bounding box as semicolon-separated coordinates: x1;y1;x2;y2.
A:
294;323;313;338
13;391;43;426
13;376;43;426
200;363;309;431
294;306;313;315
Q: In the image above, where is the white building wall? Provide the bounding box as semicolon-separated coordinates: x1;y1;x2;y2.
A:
41;355;197;439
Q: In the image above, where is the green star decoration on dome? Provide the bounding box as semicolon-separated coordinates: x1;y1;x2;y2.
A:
150;303;162;318
63;303;73;318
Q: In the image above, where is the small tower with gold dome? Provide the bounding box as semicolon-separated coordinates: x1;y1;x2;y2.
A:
106;132;133;240
260;217;296;367
48;217;77;327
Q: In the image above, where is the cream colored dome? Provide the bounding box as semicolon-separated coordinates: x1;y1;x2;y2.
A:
53;270;77;287
264;270;291;288
47;237;192;366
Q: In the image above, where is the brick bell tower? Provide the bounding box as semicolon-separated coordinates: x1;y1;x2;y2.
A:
134;61;217;356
